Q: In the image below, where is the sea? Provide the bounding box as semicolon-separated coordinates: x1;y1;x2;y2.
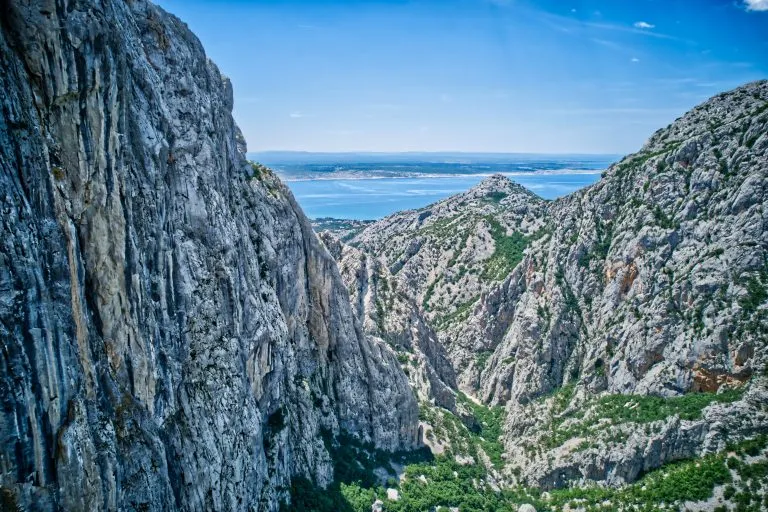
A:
250;152;619;220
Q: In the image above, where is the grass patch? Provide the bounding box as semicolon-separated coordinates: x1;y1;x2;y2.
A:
481;217;529;281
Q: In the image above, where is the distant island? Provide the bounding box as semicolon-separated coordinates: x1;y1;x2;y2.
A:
252;152;618;219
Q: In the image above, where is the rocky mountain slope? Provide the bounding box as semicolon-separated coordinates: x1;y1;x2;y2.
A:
352;175;548;327
481;80;768;489
0;2;417;511
319;233;458;411
323;80;768;496
469;82;768;407
348;176;548;391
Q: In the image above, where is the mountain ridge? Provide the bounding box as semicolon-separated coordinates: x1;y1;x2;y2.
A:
1;0;767;509
321;79;768;497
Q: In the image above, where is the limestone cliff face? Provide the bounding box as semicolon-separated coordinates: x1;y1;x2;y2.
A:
319;232;458;411
0;1;417;510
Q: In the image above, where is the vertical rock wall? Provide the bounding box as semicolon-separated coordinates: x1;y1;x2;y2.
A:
0;1;417;510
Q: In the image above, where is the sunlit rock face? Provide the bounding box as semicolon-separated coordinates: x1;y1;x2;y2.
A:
0;1;418;510
329;80;768;488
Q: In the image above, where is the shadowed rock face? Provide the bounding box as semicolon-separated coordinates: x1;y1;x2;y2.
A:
0;1;417;510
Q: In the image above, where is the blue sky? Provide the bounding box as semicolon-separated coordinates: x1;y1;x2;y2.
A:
156;0;768;154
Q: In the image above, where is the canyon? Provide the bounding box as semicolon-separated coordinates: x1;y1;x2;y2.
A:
0;1;766;510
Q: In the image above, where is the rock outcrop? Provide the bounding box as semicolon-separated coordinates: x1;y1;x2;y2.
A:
319;232;457;410
0;2;417;510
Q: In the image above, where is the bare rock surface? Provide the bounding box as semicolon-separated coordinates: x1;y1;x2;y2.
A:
320;232;458;410
0;2;417;510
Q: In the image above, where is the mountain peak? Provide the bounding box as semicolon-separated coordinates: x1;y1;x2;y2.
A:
463;174;542;204
645;79;768;153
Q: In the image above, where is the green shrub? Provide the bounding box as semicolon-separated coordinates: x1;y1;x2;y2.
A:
739;271;767;315
484;191;508;203
475;351;493;370
481;217;529;281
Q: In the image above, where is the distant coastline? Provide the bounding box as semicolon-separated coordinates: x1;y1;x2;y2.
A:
275;169;605;182
249;151;618;185
263;153;614;220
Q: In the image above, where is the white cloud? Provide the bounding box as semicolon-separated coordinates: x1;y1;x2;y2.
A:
631;57;640;63
289;112;304;118
744;0;768;10
633;21;655;29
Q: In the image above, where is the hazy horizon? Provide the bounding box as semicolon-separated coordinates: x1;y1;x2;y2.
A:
249;150;623;163
262;153;615;218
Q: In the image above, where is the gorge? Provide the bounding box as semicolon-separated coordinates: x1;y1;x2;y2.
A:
0;1;766;511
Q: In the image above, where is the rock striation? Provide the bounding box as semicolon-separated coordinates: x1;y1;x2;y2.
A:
319;232;458;411
0;1;417;510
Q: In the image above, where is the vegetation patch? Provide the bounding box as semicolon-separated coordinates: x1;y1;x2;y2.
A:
475;350;494;371
456;393;505;468
483;191;508;203
418;393;505;469
538;388;744;450
288;402;764;512
417;214;462;240
481;217;529;281
739;268;767;315
249;160;270;180
434;295;479;329
282;430;432;512
548;452;731;511
421;276;442;310
577;219;612;271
